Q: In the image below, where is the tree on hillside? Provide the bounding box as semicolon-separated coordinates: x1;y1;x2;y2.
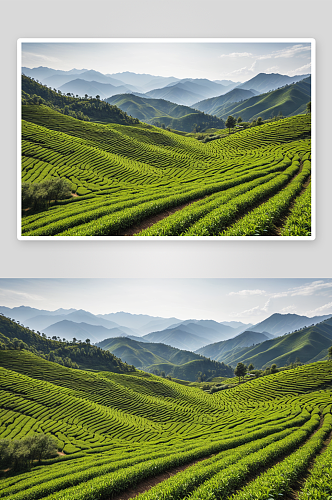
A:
237;116;243;124
225;115;236;134
234;362;247;383
306;102;311;114
248;363;254;371
22;178;72;211
328;346;332;361
256;117;263;125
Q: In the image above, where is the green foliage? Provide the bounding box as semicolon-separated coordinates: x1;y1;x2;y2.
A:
225;115;236;133
212;319;331;369
280;181;311;236
22;75;139;125
0;345;331;498
234;362;247;382
106;93;225;133
213;79;311;122
22;178;72;210
97;337;233;381
0;434;57;471
20;106;311;237
0;315;134;373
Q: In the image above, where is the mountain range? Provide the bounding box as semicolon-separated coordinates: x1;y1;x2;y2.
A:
0;306;250;347
22;66;309;110
105;94;225;131
200;319;332;369
194;77;311;121
96;337;233;381
1;306;332;377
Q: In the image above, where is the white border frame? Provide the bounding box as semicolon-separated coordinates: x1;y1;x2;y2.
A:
17;38;316;241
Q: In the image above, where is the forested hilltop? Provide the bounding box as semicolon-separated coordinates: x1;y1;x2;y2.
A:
0;314;135;372
22;75;140;125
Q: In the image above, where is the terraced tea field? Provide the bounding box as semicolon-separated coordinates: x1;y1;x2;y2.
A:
0;349;331;499
21;105;312;237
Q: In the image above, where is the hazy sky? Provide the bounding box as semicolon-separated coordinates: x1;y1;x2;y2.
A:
21;40;312;82
1;278;331;323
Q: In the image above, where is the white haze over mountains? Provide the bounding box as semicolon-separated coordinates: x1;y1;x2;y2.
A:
21;41;312;82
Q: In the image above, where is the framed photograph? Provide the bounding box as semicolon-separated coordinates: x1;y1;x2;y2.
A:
18;38;315;239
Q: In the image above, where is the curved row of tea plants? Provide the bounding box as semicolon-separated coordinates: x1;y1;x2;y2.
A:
220;159;311;236
21;105;311;236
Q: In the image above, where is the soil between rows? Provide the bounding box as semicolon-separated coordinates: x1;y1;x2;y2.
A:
107;416;324;500
114;161;308;237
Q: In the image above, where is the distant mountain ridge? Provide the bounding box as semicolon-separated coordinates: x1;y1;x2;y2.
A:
96;336;234;381
105;94;225;132
248;312;332;336
2;307;330;368
196;330;273;361
236;72;311;94
193;77;311;122
22;67;310;111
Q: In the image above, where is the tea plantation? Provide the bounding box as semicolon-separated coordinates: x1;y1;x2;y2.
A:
21;104;311;237
0;347;331;499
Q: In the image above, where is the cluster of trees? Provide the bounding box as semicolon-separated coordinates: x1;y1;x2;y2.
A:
0;315;136;373
22;75;140;125
234;361;280;383
0;434;58;473
233;357;307;384
22;178;72;211
150;368;166;377
225;115;265;134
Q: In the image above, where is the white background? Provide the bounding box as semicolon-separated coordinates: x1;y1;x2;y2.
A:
1;0;331;279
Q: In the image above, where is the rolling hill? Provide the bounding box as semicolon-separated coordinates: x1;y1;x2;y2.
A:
105;94;225;132
20;93;312;237
22;75;140;125
96;336;233;380
0;341;331;499
195;330;272;360
212;78;311;122
206;321;332;369
43;320;136;343
192;88;258;115
0;314;134;372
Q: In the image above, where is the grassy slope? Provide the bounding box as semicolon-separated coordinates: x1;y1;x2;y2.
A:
0;315;133;373
21;108;311;235
22;75;139;125
212;322;332;369
97;337;233;381
0;348;331;499
196;331;269;359
192;88;256;115
106;94;224;132
217;83;310;121
22;106;311;193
